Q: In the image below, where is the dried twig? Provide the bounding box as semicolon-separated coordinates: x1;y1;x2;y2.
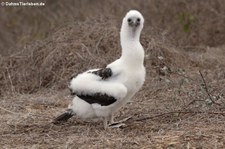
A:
199;70;221;106
6;67;15;93
183;99;205;109
135;110;225;122
0;106;18;115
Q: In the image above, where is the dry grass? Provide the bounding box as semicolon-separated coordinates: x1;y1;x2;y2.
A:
1;0;225;148
1;67;225;148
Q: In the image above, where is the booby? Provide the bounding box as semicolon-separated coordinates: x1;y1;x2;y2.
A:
53;10;145;129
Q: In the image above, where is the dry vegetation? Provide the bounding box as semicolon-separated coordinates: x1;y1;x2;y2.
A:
0;0;225;148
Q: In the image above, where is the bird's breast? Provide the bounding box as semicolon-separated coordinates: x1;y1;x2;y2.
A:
122;66;145;96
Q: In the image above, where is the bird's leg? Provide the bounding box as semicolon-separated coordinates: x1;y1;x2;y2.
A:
109;114;114;124
103;117;108;130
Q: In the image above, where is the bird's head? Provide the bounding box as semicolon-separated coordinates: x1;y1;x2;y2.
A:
124;10;144;28
121;10;144;40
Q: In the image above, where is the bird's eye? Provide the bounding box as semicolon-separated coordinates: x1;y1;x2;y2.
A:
137;18;141;22
127;18;132;23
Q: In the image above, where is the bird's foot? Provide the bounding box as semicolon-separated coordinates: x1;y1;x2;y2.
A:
107;116;132;128
108;122;126;128
104;116;132;129
109;116;132;124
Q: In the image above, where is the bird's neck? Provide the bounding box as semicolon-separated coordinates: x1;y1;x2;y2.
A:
120;28;144;66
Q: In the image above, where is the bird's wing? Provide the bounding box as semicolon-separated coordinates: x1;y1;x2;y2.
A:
88;68;112;80
69;69;127;106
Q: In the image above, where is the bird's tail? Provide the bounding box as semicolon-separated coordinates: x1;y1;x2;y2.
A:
53;109;74;124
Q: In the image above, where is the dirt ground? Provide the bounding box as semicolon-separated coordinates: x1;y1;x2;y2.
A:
1;63;225;148
1;0;225;148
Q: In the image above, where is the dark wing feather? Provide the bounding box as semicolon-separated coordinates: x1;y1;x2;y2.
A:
77;93;117;106
69;68;112;90
90;68;112;79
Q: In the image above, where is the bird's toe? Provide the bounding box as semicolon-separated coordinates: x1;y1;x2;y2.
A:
108;122;126;128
